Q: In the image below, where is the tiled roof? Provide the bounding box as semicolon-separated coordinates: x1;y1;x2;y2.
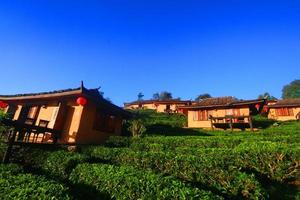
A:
124;99;192;106
194;96;238;107
180;97;265;109
0;86;131;117
268;98;300;108
0;87;81;98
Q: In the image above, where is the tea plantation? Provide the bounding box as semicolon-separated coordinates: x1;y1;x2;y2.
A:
0;111;299;199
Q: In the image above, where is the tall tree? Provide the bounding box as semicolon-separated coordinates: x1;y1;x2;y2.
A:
159;91;172;100
137;92;144;101
152;92;160;100
282;80;300;99
258;92;277;100
195;93;212;101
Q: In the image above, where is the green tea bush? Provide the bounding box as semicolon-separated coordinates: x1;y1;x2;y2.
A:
70;163;222;200
234;141;300;182
87;147;266;199
28;150;89;179
0;164;23;178
0;173;71;199
105;136;132;147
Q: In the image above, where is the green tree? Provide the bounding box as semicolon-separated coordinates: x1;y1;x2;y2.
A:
159;91;172;100
137;92;144;101
128;119;146;138
282;80;300;99
258;92;277;100
195;93;212;101
152;93;160;100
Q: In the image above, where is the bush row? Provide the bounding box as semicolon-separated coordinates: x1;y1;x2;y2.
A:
23;149;89;180
92;141;300;183
70;163;222;200
0;164;71;200
104;132;299;150
86;147;267;199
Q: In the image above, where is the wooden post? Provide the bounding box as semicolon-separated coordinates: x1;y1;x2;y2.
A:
229;117;233;132
210;116;214;130
249;116;253;132
2;129;17;164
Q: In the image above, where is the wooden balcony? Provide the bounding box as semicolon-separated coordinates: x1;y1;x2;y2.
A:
0;118;61;163
209;115;253;131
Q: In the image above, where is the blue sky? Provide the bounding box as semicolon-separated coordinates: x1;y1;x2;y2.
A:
0;0;299;105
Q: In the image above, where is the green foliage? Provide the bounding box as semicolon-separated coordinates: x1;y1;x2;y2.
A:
25;149;88;179
128;119;146;138
152;91;173;100
87;147;267;199
131;109;187;127
137;92;144;101
70;163;222;200
0;173;71;199
0;163;70;199
252;115;276;129
0;164;24;178
282;79;300;99
0;120;299;199
257;92;277;100
195;93;212;101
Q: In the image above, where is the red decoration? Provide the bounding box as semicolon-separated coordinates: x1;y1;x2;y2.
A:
76;97;87;106
0;101;8;108
255;104;260;110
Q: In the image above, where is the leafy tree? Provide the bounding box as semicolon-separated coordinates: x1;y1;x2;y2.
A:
282;80;300;99
137;92;144;101
195;93;212;101
159;91;172;100
152;93;160;100
128;119;146;138
152;92;173;100
258;92;277;100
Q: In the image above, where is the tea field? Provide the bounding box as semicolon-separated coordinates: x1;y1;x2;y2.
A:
0;111;299;199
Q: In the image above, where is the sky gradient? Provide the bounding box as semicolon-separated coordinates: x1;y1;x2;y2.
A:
0;0;300;105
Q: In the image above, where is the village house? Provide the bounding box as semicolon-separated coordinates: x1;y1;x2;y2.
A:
0;83;130;145
123;99;192;114
267;98;300;121
179;97;266;130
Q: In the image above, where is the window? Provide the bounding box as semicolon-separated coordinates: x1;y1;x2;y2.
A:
193;110;208;121
27;106;39;119
275;108;294;116
93;111;116;133
226;109;240;116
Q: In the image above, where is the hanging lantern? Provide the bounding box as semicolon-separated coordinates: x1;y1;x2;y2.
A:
76;97;87;106
0;101;8;108
255;103;260;110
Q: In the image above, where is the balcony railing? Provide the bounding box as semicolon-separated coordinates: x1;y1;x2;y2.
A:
0;118;61;163
209;115;253;131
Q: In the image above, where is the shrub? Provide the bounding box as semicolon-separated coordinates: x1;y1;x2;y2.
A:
0;164;23;178
128;119;146;138
0;173;71;199
70;163;222;200
27;150;88;179
105;136;132;147
233;141;300;182
88;147;266;199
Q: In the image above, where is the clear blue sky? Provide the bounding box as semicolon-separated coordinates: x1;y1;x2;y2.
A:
0;0;299;105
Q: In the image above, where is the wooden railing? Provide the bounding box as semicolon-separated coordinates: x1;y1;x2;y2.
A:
209;115;253;131
0;118;61;163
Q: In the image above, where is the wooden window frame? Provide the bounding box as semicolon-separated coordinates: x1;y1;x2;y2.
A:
276;108;294;116
93;110;116;133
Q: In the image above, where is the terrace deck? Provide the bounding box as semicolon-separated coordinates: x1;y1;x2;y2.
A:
210;115;253;131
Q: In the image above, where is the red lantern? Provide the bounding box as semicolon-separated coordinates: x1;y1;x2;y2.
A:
76;97;87;106
255;104;260;110
0;101;8;108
